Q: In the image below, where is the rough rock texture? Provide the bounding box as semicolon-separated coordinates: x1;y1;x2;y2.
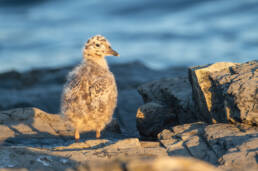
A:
137;77;193;110
134;61;257;171
0;107;218;171
136;102;176;137
0;107;257;171
137;77;197;137
188;62;238;123
189;60;257;125
158;122;258;171
210;61;258;125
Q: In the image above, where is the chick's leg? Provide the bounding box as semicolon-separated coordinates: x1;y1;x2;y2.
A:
75;128;80;142
96;129;101;139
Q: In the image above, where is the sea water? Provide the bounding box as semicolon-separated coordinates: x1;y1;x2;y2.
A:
0;0;257;72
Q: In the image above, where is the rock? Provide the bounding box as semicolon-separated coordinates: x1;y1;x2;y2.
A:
140;141;168;156
76;155;220;171
52;138;143;159
157;122;258;171
188;62;238;123
0;107;120;145
0;107;70;143
137;77;191;107
136;76;197;137
137;77;197;125
0;106;220;171
210;61;258;125
204;123;258;171
136;102;176;137
189;60;257;125
0;107;257;171
0;146;77;171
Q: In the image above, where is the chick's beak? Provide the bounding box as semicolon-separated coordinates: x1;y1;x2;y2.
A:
107;47;119;57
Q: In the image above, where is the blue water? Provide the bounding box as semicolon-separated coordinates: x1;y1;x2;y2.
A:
0;0;258;72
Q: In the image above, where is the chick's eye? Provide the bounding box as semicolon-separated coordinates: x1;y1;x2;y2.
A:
96;44;100;47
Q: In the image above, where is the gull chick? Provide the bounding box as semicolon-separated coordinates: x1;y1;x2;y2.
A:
61;35;119;141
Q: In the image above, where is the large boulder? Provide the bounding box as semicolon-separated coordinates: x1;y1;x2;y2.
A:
136;76;197;137
189;60;257;125
210;61;258;125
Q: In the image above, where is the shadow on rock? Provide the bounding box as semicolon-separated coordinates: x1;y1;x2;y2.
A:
158;122;258;169
0;107;122;149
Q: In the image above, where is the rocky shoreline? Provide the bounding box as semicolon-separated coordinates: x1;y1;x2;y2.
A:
0;60;257;171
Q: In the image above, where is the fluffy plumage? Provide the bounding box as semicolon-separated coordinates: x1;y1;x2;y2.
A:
61;35;119;140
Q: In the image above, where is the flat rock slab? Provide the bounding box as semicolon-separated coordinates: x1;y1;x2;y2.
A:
0;146;77;171
0;107;121;145
0;107;72;144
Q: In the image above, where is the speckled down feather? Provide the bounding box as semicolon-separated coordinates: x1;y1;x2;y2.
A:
60;35;118;140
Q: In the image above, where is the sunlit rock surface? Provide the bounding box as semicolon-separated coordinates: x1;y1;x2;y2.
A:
209;61;258;125
0;107;120;145
189;60;257;125
158;122;258;171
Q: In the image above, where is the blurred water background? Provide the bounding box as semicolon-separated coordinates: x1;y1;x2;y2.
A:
0;0;257;72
